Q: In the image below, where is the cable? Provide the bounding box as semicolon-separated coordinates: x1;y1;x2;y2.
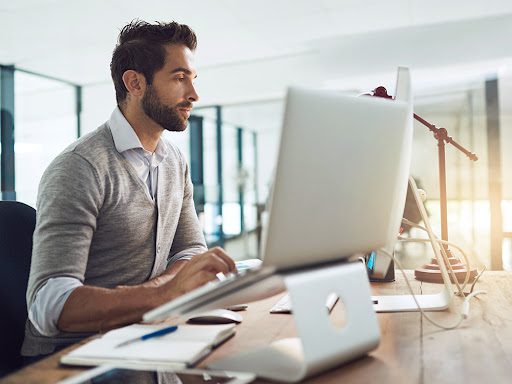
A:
400;218;475;294
379;247;486;330
403;180;462;299
399;235;486;296
401;219;467;293
397;236;472;294
394;177;486;329
468;266;486;294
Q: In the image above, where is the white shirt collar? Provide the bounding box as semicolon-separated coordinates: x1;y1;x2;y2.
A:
108;107;168;161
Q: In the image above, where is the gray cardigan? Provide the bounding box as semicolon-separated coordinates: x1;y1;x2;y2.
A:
22;123;207;356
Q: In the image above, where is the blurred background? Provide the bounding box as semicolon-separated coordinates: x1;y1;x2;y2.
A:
1;0;511;270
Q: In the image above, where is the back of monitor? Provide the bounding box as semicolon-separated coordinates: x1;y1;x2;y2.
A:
263;81;413;271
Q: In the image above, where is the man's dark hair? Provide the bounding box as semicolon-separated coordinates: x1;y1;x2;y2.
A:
110;20;197;105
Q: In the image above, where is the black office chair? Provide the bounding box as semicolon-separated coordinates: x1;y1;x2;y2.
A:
0;201;36;377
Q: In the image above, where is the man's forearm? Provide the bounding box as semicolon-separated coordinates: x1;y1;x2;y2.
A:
57;250;235;334
57;260;189;333
57;283;173;333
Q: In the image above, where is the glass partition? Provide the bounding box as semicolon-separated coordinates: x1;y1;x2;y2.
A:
185;106;261;256
221;124;240;236
13;71;78;207
242;130;258;232
201;111;222;244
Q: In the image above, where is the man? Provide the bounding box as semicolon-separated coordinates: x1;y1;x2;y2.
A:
21;20;236;358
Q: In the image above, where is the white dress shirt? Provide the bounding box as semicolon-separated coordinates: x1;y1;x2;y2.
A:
29;107;168;336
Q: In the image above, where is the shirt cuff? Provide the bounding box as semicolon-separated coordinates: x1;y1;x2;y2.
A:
167;246;207;266
28;277;83;337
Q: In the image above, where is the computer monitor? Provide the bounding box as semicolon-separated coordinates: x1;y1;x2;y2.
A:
144;67;414;321
262;68;413;270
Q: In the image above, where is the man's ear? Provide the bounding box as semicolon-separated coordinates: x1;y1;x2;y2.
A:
122;70;146;98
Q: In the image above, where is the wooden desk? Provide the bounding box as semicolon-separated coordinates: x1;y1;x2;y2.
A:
2;271;512;384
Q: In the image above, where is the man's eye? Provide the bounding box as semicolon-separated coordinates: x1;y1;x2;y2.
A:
176;76;185;82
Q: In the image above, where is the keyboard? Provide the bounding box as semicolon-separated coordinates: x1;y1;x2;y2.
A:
145;266;275;321
270;292;339;314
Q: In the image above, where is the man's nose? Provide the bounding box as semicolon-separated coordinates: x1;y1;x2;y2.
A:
187;83;199;103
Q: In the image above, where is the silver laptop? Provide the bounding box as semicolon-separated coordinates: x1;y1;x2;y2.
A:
144;67;413;321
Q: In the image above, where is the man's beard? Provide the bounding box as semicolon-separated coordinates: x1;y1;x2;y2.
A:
141;85;191;132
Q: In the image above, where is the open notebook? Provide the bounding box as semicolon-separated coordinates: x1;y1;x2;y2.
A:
60;323;236;369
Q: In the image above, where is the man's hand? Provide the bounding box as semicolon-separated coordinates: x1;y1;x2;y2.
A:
160;247;236;300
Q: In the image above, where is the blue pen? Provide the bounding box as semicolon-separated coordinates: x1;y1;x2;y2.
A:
115;325;178;348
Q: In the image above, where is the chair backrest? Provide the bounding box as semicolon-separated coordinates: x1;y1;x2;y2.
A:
0;201;36;376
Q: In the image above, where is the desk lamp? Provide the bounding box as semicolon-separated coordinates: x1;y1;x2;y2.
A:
368;86;478;283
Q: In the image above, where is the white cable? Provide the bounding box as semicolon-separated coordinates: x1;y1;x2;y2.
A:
397;236;473;294
402;219;467;293
409;237;487;296
379;247;486;329
401;218;473;294
395;177;486;329
403;179;458;299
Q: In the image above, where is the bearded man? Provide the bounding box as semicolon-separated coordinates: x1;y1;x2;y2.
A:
22;20;236;360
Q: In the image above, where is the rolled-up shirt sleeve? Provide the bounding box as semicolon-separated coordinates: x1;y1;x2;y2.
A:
28;277;83;336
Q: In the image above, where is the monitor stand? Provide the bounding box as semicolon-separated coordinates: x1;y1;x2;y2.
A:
209;261;380;383
372;177;454;312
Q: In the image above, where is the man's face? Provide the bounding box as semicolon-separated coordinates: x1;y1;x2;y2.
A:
141;44;199;132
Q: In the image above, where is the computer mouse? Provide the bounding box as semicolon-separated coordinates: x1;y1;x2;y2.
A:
186;309;243;324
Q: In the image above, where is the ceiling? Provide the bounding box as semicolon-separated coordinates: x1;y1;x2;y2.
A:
1;0;512;105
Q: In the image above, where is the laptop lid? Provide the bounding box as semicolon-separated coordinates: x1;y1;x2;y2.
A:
262;69;413;271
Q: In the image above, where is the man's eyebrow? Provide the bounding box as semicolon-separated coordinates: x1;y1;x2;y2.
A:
170;67;197;78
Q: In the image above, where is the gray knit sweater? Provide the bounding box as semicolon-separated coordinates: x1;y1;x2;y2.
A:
22;123;207;356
